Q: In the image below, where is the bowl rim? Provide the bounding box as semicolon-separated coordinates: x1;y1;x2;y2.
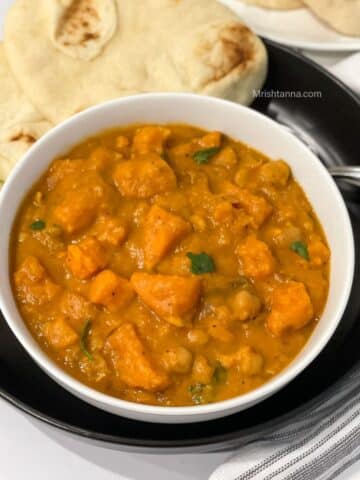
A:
0;92;355;419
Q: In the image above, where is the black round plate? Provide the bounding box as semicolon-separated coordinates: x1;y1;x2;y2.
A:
1;40;359;453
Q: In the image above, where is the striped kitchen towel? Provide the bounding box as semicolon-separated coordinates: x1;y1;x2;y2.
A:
210;362;360;480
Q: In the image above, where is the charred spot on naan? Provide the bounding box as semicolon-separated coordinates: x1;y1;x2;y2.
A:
9;132;37;144
196;23;262;87
52;0;117;60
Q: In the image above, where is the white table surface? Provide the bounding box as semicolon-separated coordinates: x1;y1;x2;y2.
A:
0;2;359;479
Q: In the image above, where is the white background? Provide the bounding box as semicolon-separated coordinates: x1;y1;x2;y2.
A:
0;1;359;479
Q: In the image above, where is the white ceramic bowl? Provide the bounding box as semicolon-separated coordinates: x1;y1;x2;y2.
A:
0;94;354;424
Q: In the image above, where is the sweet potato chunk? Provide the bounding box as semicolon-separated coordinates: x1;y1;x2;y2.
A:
93;215;128;247
66;237;107;280
170;131;222;159
144;205;191;269
213;201;234;224
218;346;263;376
132;126;170;155
59;291;97;330
46;158;82;190
197;132;222;149
88;270;134;312
15;256;46;283
192;354;214;384
53;189;99;234
237;236;276;279
105;323;169;391
43;317;78;350
259;160;290;187
235;189;272;228
114;153;176;198
89;147;113;171
267;281;314;336
308;238;330;267
131;272;201;326
14;256;60;306
212;146;237;169
161;346;193;374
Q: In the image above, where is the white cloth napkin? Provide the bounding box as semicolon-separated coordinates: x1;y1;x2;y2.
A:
210;53;360;480
329;53;360;95
210;363;360;480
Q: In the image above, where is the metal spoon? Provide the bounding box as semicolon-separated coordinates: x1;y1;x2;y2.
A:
328;166;360;189
270;115;360;190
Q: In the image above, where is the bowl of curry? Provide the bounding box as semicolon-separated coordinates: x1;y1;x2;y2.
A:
0;94;354;423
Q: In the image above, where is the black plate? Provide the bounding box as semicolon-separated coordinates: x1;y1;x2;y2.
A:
1;40;359;453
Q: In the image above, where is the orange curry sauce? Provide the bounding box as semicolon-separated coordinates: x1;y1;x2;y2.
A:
11;124;330;406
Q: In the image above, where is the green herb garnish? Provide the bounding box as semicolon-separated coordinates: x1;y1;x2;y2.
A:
291;241;309;261
189;383;205;395
189;384;205;405
187;252;215;275
192;395;203;405
188;384;214;405
212;362;227;384
192;147;221;165
80;320;93;361
30;219;46;231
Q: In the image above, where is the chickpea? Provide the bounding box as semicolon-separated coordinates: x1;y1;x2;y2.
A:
259;160;290;187
218;346;263;375
115;135;129;149
161;346;192;374
231;290;261;322
304;220;314;233
192;354;214;384
187;329;209;346
238;346;264;376
89;147;112;170
309;239;330;267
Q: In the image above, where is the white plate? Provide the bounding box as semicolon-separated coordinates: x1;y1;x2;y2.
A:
220;0;360;52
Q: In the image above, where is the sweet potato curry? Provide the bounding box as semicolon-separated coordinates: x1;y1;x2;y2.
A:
11;124;330;406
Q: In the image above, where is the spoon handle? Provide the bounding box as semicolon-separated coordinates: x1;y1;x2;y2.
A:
328;166;360;188
328;166;360;179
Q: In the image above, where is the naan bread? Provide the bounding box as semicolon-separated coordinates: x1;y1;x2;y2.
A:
303;0;360;36
0;44;52;183
4;0;268;124
51;0;118;60
241;0;303;9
